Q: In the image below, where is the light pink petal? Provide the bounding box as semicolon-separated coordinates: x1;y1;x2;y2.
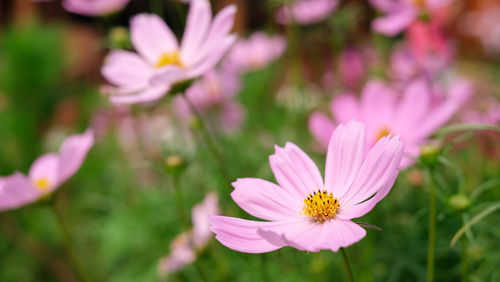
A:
28;154;60;189
330;94;360;123
340;135;403;207
337;171;398;219
101;50;153;90
360;81;396;124
269;142;324;199
57;130;94;184
210;216;289;253
192;192;219;249
308;112;335;149
180;0;212;64
231;178;302;221
410;101;458;141
110;84;170;105
325;121;366;200
185;35;237;78
0;173;41;211
130;14;179;64
372;8;417;36
394;79;430;131
219;101;245;133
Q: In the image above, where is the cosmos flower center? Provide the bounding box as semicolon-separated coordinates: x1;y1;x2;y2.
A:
34;178;51;192
156;51;184;68
375;127;391;141
303;189;340;223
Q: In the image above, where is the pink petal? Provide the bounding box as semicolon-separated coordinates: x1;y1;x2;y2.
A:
325;121;366;200
269;142;324;200
185;35;237;78
192;193;219;249
130;14;179;64
372;8;417;36
58;130;94;184
180;0;212;64
308;112;335;149
231;178;302;221
0;173;41;211
28;153;60;190
340;135;403;207
109;84;170;105
101;50;153;90
394;79;430;132
330;94;360;125
210;216;288;253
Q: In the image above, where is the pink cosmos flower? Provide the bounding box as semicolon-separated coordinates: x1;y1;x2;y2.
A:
159;193;219;274
101;0;237;105
211;121;403;253
62;0;130;16
0;130;94;211
223;32;286;73
275;0;339;25
173;69;245;133
370;0;453;36
309;79;463;168
461;6;500;55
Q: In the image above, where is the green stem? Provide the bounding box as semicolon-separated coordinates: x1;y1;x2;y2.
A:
340;248;355;282
50;199;92;282
193;260;209;282
149;0;164;18
181;93;232;186
172;176;189;228
426;169;437;282
460;228;468;282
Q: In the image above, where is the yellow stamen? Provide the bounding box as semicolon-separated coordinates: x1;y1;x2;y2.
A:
303;189;340;223
155;51;184;68
375;127;391;141
34;178;51;193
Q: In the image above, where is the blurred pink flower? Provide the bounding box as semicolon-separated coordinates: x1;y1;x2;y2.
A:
223;32;286;73
309;79;463;168
461;6;500;55
173;69;245;133
275;0;339;25
62;0;130;16
101;0;237;105
370;0;453;36
159;193;219;275
463;102;500;126
0;130;94;211
211;121;403;253
338;48;366;89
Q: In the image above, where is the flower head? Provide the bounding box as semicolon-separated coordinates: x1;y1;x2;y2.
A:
101;0;237;105
211;121;403;253
309;79;463;168
223;32;286;73
275;0;339;25
0;130;94;211
159;193;219;275
62;0;130;16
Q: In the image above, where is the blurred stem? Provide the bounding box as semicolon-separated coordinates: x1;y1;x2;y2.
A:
193;260;209;282
181;93;232;187
460;214;468;282
426;168;437;282
172;176;189;228
340;248;355;282
49;198;92;282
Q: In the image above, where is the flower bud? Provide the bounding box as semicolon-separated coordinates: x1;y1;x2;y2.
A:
419;144;441;167
165;154;187;176
448;194;471;212
108;27;131;49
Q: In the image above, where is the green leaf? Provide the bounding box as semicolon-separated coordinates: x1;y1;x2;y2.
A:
450;202;500;247
434;123;500;137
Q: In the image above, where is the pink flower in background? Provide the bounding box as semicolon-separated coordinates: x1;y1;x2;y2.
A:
211;121;403;253
338;48;366;89
0;130;94;211
461;6;500;56
275;0;339;25
102;0;237;105
173;69;245;133
463;101;500;126
309;80;463;168
370;0;453;36
159;193;219;275
223;32;286;73
62;0;130;16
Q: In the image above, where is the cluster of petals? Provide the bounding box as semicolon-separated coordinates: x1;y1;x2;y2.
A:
211;121;403;253
0;130;94;211
309;79;465;168
275;0;339;25
173;69;245;133
370;0;453;36
223;32;287;73
159;193;219;274
101;0;237;105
